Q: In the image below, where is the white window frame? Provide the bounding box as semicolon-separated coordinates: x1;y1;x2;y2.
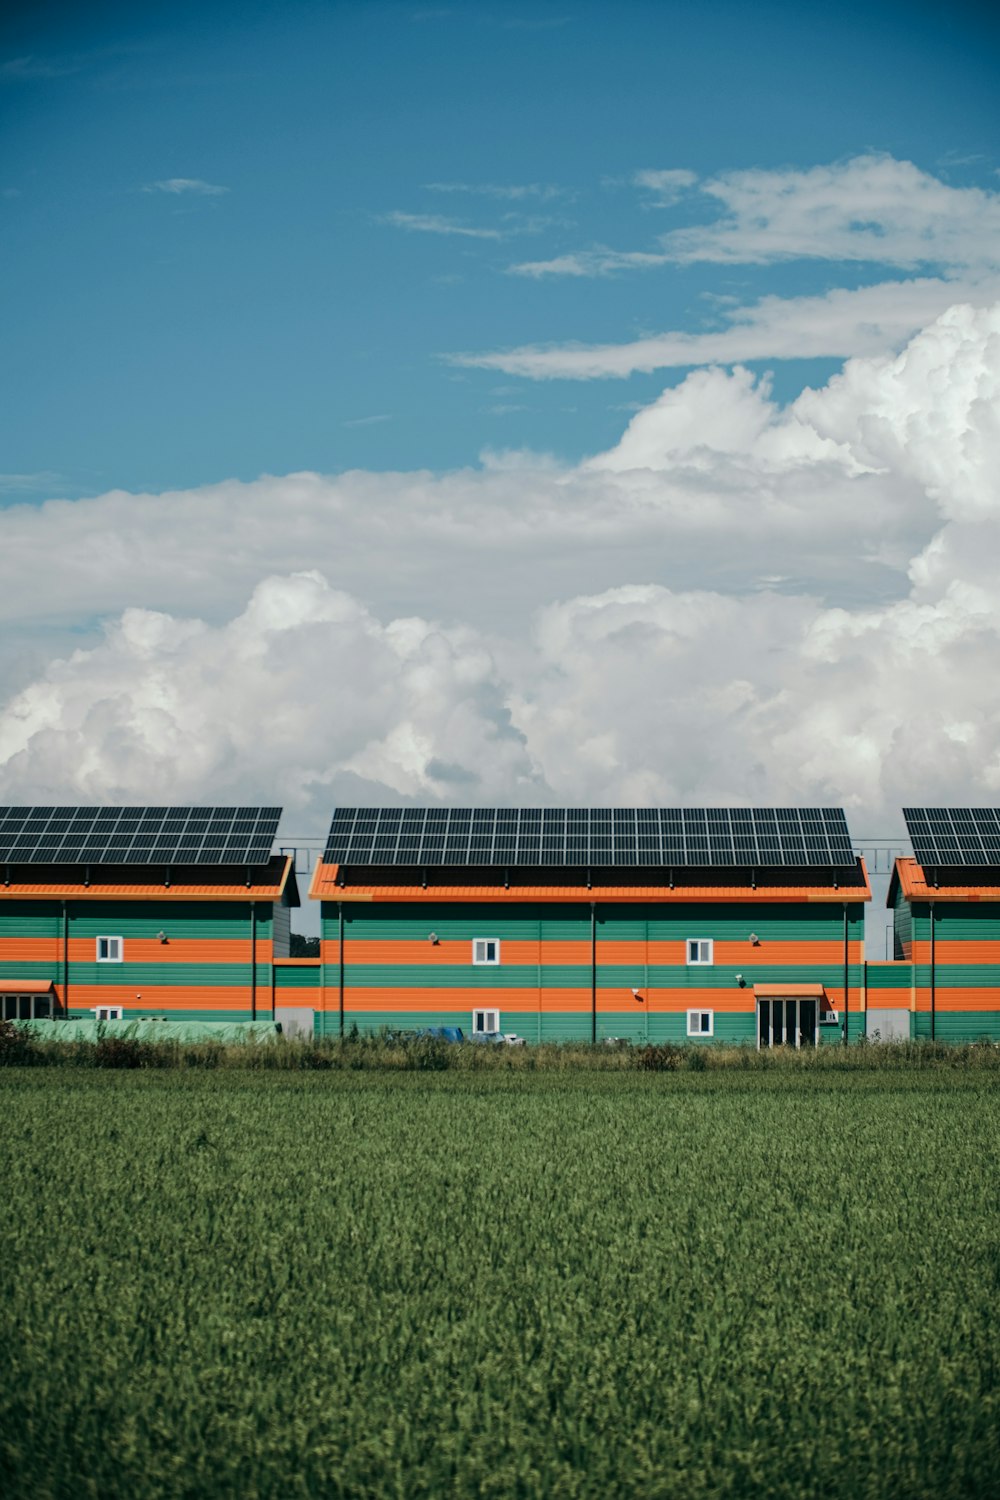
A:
686;938;713;966
472;1008;500;1035
472;937;500;966
92;1005;124;1022
687;1009;714;1038
96;936;123;963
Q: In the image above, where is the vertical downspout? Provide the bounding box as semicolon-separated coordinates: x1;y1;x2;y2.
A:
929;903;936;1041
250;903;257;1022
842;902;849;1047
590;901;597;1045
61;900;69;1020
338;901;345;1038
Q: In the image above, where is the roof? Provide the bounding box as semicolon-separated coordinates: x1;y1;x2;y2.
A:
322;806;856;870
0;978;55;994
0;854;299;905
0;805;282;867
310;861;871;905
902;807;1000;869
888;857;1000;906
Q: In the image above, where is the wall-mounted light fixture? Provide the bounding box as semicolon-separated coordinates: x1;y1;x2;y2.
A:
630;987;644;1002
749;932;760;945
735;973;745;987
428;932;439;945
157;930;168;944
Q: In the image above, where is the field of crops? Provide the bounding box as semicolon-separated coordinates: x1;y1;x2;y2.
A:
2;1069;999;1498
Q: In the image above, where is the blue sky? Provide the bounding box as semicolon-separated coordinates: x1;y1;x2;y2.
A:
2;0;999;499
1;0;1000;882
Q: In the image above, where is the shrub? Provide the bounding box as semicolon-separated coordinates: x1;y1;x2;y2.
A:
635;1043;683;1071
94;1034;152;1070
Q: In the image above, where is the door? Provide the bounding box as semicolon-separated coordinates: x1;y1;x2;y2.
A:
275;1006;315;1040
757;997;818;1049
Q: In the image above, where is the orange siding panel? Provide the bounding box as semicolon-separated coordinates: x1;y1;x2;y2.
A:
71;985;253;1011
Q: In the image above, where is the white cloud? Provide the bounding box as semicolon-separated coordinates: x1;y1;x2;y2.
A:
2;302;999;828
508;247;672;278
452;277;1000;377
632;168;698;204
0;574;535;810
380;211;503;240
665;155;1000;270
508;155;1000;279
144;178;229;196
426;181;568;201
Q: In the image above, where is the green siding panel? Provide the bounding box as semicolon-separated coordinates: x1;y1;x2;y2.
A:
69;962;265;986
274;967;320;990
322;901;865;944
0;904;62;935
340;961;865;990
66;904;272;937
893;882;912;959
911;964;1000;988
866;964;914;990
928;906;1000;939
913;1012;1000;1043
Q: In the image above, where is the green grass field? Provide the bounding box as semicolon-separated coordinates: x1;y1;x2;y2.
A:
2;1069;999;1498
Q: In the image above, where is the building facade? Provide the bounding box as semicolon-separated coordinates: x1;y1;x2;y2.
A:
0;806;299;1025
885;857;1000;1043
310;807;870;1045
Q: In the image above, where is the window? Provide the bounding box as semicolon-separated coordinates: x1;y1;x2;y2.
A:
687;1010;714;1038
686;939;713;965
92;1006;124;1022
1;994;52;1021
96;936;123;963
472;938;500;965
472;1008;500;1035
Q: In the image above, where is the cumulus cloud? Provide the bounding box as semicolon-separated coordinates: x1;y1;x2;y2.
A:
1;302;999;828
0;574;536;810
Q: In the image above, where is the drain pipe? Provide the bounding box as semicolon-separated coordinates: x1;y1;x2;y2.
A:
61;900;69;1020
590;901;597;1045
250;904;257;1022
929;902;936;1042
338;901;345;1038
842;902;849;1047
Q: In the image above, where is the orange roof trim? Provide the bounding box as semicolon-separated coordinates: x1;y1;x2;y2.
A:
0;855;296;904
0;978;55;993
891;857;1000;904
309;861;871;905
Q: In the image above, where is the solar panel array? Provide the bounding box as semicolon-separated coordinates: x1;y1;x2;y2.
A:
903;807;1000;868
324;807;855;868
0;807;282;866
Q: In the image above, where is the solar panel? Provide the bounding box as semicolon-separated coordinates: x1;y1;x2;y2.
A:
0;806;282;866
903;807;1000;869
323;807;855;868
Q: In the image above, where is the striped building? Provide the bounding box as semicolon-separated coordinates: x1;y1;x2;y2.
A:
883;807;1000;1043
0;806;300;1024
310;807;871;1045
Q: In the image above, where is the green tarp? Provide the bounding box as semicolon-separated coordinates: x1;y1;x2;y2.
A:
13;1018;281;1045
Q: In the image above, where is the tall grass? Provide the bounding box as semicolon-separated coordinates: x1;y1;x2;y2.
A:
3;1018;999;1072
1;1068;998;1497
